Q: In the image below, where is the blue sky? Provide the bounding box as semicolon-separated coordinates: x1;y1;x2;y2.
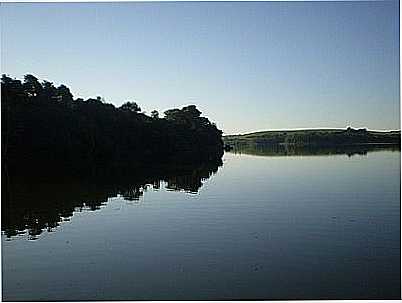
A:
1;1;399;134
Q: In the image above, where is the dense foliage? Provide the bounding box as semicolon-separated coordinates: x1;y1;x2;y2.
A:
2;74;224;175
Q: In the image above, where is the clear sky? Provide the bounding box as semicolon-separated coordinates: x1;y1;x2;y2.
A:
1;1;400;134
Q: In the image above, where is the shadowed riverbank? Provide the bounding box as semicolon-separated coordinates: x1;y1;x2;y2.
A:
2;74;224;178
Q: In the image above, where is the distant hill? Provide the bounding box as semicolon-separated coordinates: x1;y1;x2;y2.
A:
224;128;401;147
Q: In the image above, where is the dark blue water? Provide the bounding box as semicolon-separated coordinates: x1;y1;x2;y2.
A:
2;149;400;300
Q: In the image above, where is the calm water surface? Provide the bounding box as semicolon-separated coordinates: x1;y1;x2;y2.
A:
2;149;400;300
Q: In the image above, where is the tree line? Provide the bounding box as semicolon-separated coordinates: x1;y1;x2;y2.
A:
1;74;224;176
224;128;400;147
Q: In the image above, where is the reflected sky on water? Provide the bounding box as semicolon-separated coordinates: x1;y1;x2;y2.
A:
2;146;400;300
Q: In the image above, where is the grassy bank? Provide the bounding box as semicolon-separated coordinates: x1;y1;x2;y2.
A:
224;128;400;147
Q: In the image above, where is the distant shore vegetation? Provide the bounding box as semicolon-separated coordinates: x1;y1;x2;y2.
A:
224;128;400;148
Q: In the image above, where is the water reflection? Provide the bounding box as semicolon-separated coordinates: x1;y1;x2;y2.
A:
2;150;400;300
230;143;400;157
2;159;222;240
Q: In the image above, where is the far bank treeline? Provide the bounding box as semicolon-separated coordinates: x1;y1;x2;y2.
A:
2;75;224;175
224;128;401;147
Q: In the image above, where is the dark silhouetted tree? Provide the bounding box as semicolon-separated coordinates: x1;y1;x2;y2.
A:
23;74;42;97
2;74;225;176
151;110;159;119
120;101;141;113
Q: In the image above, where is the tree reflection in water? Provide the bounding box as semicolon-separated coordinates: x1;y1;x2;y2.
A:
2;159;222;240
4;144;399;240
230;143;400;157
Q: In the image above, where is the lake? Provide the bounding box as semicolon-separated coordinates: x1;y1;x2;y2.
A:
2;147;400;300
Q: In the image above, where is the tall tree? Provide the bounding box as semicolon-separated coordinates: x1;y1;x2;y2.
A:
120;101;141;113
